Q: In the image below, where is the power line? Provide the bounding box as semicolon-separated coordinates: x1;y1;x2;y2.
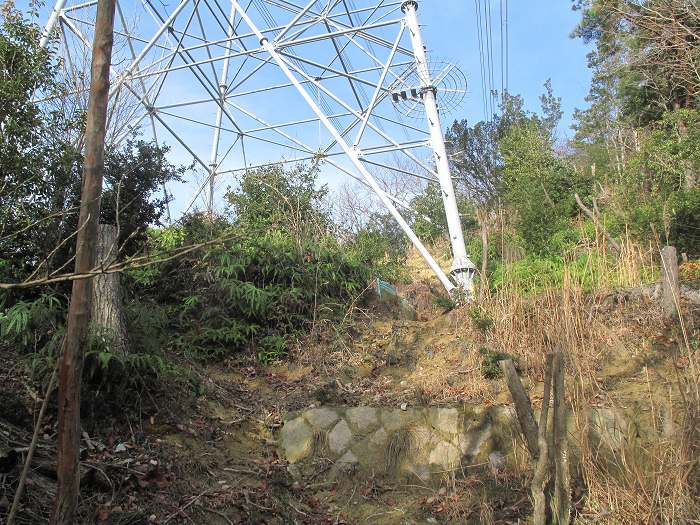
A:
505;0;509;93
475;0;509;119
475;0;497;121
474;0;488;122
485;0;495;118
499;0;504;97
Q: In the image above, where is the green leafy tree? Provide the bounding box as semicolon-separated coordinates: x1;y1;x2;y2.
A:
136;166;387;362
0;6;81;288
540;79;565;138
410;183;476;242
501;122;572;253
446;92;529;204
1;10;182;293
101;140;185;256
227;165;329;236
624;110;700;255
570;0;700;257
572;0;700;124
500;82;592;254
348;212;408;282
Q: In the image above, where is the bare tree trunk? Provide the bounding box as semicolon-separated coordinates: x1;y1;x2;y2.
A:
91;224;127;353
618;127;626;168
661;246;680;322
51;0;116;522
574;193;621;254
479;210;489;296
671;108;697;188
531;354;554;525
551;352;571;525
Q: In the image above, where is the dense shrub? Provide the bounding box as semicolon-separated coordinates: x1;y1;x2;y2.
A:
621;110;700;256
479;347;517;380
626;189;700;257
166;227;373;361
500;121;594;255
131;166;395;363
410;183;476;242
0;293;64;352
345;218;407;285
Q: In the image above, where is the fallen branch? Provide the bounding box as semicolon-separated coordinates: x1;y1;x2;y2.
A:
162;490;211;524
6;365;58;525
201;507;234;525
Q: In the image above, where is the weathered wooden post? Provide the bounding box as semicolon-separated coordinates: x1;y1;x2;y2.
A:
551;352;571;525
531;354;554;525
500;359;539;458
661;245;680;322
501;352;571;525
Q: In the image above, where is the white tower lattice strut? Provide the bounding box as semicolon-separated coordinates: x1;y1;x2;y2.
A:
38;0;475;296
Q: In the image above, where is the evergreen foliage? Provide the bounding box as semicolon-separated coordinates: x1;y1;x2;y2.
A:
128;166;393;363
2;2;700;412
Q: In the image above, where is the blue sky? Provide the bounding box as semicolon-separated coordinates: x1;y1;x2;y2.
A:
24;0;593;213
419;0;592;136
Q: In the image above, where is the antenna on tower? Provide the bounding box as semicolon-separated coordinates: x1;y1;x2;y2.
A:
391;58;468;119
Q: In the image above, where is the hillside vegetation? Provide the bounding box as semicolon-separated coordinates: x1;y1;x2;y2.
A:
1;1;699;524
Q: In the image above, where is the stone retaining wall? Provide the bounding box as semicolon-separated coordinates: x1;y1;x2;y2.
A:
279;405;519;481
279;404;640;482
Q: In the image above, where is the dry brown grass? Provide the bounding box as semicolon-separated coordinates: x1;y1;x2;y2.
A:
386;232;697;522
575;417;699;524
468;239;700;524
295;233;699;523
385;428;413;473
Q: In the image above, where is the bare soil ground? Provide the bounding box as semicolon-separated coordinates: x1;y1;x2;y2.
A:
1;274;698;524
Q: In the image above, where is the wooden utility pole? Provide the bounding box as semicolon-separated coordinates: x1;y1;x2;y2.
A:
51;0;116;521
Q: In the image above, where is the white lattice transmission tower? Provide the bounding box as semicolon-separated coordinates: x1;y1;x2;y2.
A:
40;0;476;295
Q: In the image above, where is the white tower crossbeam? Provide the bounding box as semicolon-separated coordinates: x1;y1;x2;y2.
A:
39;0;475;295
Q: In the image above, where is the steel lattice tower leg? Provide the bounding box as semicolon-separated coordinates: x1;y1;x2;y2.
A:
402;0;476;296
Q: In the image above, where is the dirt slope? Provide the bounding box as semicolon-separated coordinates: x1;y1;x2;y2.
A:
2;273;697;524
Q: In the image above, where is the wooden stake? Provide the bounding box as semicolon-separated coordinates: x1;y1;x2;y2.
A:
551;352;571;525
661;245;680;322
500;359;540;459
531;353;554;525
